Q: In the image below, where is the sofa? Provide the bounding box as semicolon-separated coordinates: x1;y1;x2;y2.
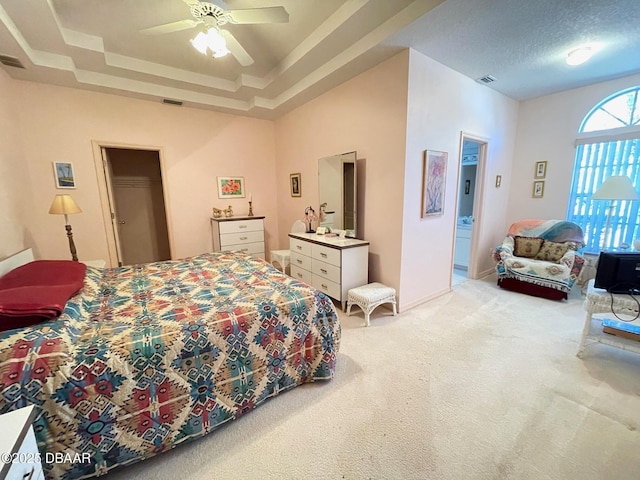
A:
493;219;586;300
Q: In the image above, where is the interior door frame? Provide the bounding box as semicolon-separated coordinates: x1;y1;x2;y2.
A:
91;141;175;267
454;132;489;280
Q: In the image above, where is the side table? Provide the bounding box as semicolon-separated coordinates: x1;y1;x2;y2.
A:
577;279;640;357
0;405;44;480
82;259;106;268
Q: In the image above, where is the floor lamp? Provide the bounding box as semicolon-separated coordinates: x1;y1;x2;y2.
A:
49;194;82;261
592;176;639;250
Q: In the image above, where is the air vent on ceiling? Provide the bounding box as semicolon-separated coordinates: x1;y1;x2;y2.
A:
0;54;25;69
162;98;183;106
477;75;496;84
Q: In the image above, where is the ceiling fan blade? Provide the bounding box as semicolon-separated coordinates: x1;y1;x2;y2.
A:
227;6;289;24
140;19;201;35
220;30;254;66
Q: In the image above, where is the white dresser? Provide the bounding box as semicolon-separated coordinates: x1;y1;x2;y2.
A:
211;216;265;259
289;233;369;310
0;405;44;480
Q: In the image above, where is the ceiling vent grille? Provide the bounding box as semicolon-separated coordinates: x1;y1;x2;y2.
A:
162;98;183;106
477;75;496;84
0;55;25;69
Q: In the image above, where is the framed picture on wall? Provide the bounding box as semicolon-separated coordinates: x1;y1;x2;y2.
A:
533;180;545;198
53;161;76;189
290;173;301;197
421;150;448;217
217;176;245;198
535;161;547;179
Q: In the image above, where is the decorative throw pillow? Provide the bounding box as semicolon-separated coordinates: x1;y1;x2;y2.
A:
513;236;544;258
535;241;569;263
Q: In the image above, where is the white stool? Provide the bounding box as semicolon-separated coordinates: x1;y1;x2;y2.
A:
270;249;290;273
346;282;397;326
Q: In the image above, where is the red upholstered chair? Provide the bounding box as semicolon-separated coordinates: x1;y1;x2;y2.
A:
493;219;585;300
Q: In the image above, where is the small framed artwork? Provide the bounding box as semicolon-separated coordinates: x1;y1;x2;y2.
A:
422;150;448;217
533;180;545;198
53;161;76;189
535;161;547;179
217;176;245;198
290;173;301;197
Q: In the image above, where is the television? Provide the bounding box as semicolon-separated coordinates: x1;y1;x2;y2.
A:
594;251;640;294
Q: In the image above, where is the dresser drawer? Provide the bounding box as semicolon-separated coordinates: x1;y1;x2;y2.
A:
312;274;341;300
291;251;312;271
312;259;341;284
220;230;264;247
219;219;263;234
291;265;312;284
224;241;264;256
312;244;341;267
290;238;312;257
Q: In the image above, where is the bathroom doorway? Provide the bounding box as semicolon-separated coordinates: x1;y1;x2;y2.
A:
452;137;485;285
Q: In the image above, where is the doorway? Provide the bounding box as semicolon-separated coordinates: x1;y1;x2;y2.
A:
452;136;487;285
99;147;172;266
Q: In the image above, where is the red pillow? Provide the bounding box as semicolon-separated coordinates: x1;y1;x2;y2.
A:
0;260;86;332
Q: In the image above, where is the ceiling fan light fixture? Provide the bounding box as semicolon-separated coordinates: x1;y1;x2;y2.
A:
566;46;593;66
190;31;209;55
191;28;230;58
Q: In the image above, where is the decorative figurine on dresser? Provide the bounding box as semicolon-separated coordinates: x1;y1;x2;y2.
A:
211;215;265;259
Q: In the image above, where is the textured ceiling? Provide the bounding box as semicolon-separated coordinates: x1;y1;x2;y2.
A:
386;0;640;100
1;0;639;119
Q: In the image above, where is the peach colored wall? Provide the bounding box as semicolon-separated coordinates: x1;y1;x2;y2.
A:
11;81;277;264
508;72;640;225
274;52;410;291
0;69;33;259
401;50;519;310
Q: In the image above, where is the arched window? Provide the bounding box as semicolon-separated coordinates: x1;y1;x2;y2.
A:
567;86;640;252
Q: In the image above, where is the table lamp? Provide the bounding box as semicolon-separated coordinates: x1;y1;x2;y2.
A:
592;176;639;249
49;194;82;261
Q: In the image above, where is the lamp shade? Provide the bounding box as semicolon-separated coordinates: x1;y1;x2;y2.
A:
592;176;639;201
49;194;82;215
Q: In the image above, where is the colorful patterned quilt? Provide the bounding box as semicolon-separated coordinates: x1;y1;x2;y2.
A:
0;253;340;479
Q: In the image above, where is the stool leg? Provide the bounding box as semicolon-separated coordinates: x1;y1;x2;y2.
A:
392;301;397;316
346;302;352;316
365;310;370;327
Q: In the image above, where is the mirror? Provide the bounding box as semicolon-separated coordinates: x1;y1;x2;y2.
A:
318;151;357;238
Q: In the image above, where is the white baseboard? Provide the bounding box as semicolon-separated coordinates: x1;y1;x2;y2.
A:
399;287;451;312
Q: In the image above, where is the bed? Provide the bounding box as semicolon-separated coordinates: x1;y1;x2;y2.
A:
0;250;340;479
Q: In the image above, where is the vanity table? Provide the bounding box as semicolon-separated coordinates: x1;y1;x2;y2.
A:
289;233;369;310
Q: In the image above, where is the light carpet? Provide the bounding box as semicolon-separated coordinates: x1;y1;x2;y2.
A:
105;275;640;480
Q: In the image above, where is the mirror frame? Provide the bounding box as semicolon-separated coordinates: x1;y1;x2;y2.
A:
318;151;357;238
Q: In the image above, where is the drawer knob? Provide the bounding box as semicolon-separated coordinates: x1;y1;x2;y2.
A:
240;236;248;240
320;253;327;258
239;225;247;229
320;268;327;274
297;259;302;264
296;246;302;250
321;283;328;289
297;273;303;278
241;248;248;252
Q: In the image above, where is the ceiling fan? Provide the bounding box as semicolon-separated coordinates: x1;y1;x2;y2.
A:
140;0;289;66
